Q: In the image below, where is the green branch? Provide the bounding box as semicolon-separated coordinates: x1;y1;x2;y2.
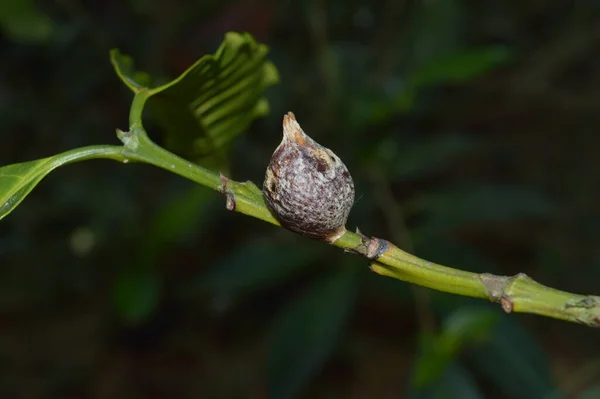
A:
107;97;599;328
2;88;598;328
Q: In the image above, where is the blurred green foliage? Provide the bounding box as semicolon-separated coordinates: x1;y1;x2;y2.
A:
268;266;359;399
1;0;600;398
0;0;55;43
111;32;279;170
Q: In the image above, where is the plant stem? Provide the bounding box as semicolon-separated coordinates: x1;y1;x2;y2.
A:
48;127;597;327
58;90;590;328
336;232;600;327
33;132;600;327
125;127;222;190
47;145;126;165
113;122;600;328
117;124;279;225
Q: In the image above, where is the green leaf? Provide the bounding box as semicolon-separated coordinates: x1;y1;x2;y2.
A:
468;318;556;399
395;45;512;113
0;158;53;221
443;307;497;340
403;0;463;71
408;184;554;234
409;46;512;88
396;134;475;180
268;267;359;399
137;185;216;267
438;364;485;399
0;146;122;221
373;134;476;181
109;51;152;91
181;238;323;304
577;385;600;399
412;307;498;388
408;363;485;399
110;32;279;167
0;0;55;43
364;268;412;303
113;268;161;325
116;186;216;323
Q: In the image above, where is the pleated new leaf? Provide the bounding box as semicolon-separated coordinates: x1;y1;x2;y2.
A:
110;32;279;168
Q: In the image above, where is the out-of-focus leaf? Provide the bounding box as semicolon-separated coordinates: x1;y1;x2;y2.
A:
268;266;359;399
409;46;512;87
395;134;474;180
442;307;498;342
546;361;600;399
408;363;485;399
373;133;475;181
396;87;417;113
408;184;554;233
128;0;154;16
396;0;509;113
437;363;485;399
403;0;463;70
110;32;279;168
137;185;216;266
347;89;398;131
364;267;412;303
181;239;323;306
468;318;556;399
352;45;510;120
0;0;55;43
577;385;600;399
115;185;215;323
412;307;498;388
113;268;161;325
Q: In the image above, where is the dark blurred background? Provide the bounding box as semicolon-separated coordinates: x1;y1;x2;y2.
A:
1;0;600;398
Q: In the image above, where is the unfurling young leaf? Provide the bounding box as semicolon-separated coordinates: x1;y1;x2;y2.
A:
110;32;279;170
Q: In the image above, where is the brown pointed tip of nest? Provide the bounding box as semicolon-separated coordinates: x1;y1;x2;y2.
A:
282;112;306;145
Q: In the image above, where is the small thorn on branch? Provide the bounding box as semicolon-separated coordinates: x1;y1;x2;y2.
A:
218;172;236;211
347;227;390;260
